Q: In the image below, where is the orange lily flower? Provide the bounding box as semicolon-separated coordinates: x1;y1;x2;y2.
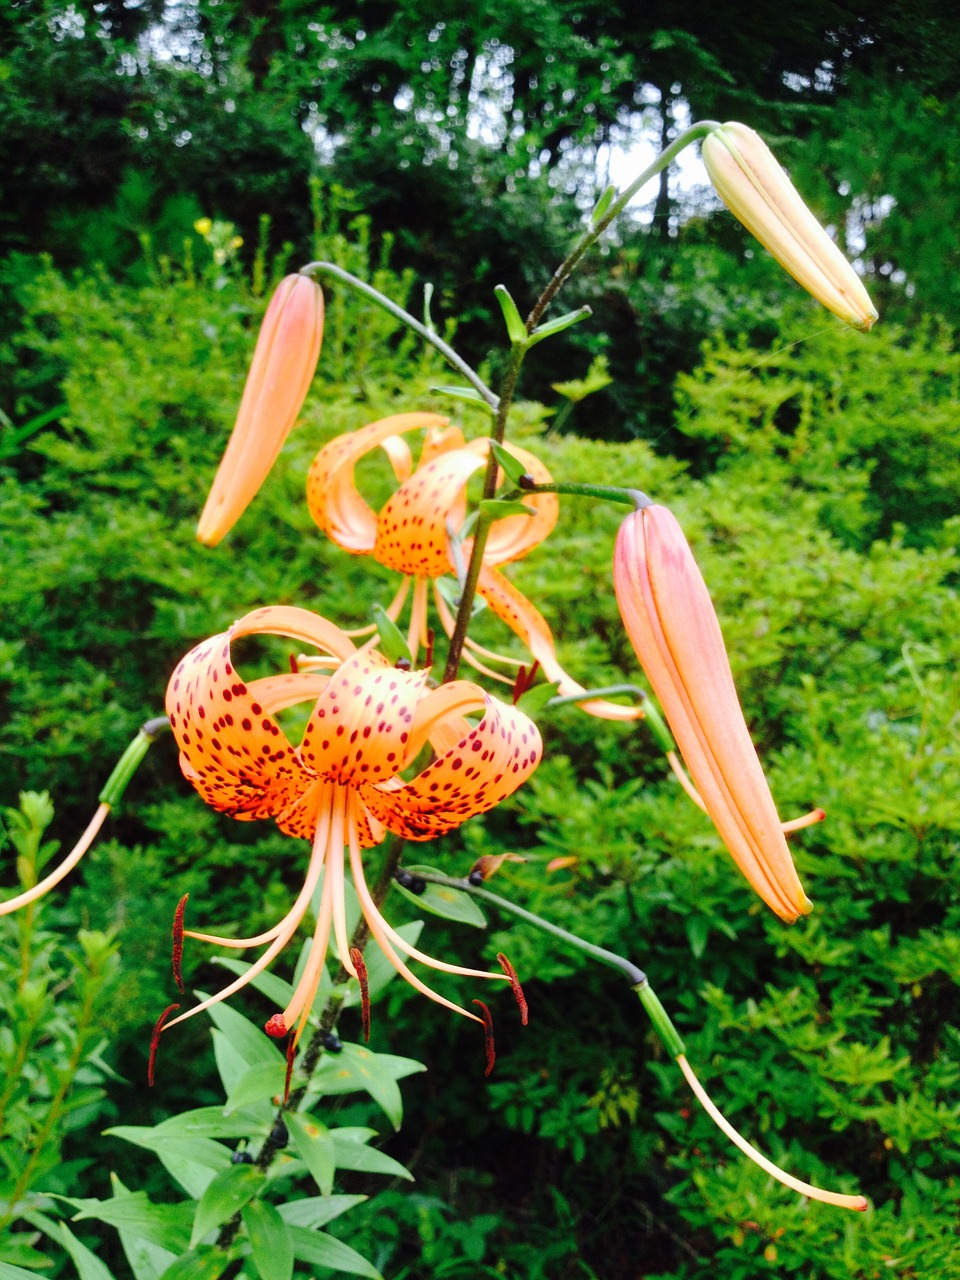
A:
161;604;541;1052
307;412;642;721
614;504;812;922
198;274;324;546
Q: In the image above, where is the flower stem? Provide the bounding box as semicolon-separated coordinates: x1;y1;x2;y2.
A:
414;869;867;1210
525;122;718;332
513;480;650;508
300;260;499;410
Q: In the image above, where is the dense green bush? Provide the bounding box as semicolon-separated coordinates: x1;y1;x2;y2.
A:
1;220;957;1278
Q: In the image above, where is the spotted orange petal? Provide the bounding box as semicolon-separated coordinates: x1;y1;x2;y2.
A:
299;651;430;784
361;689;542;841
166;607;357;833
306;413;450;552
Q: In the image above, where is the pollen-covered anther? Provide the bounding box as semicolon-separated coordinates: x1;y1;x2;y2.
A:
148;1002;181;1087
171;893;189;995
351;947;371;1041
473;1000;496;1077
265;1013;288;1038
496;953;528;1026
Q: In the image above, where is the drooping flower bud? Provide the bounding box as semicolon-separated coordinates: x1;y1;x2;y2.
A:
701;122;878;332
614;504;812;922
197;274;324;545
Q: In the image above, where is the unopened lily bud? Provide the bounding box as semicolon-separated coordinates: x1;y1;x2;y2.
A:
197;274;324;545
468;852;526;882
614;504;812;922
701;122;878;332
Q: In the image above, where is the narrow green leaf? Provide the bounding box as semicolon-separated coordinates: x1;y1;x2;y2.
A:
211;959;294;1011
158;1248;229;1280
330;1131;413;1181
286;1112;336;1196
478;498;536;520
53;1188;192;1253
223;1062;287;1114
203;999;284;1070
190;1165;265;1248
493;284;528;346
59;1223;117;1280
276;1195;366;1230
105;1128;232;1200
155;1106;271;1141
288;1228;384;1279
489;441;530;485
110;1174;178;1280
516;680;561;715
528;305;592;347
309;1043;426;1130
429;384;490;408
242;1201;293;1280
0;1263;52;1280
589;183;616;226
399;866;487;928
371;604;411;664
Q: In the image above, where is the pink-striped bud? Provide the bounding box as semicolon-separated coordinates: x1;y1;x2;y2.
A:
614;504;812;922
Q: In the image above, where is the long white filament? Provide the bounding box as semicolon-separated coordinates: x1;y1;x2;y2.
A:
163;786;334;1030
346;802;481;1023
676;1054;867;1211
0;802;111;916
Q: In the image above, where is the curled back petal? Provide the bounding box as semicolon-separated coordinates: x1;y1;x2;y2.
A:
166;630;309;822
476;567;644;722
306;412;449;552
362;692;542;840
374;448;482;576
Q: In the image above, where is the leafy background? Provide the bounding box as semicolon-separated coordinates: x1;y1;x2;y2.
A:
1;4;958;1278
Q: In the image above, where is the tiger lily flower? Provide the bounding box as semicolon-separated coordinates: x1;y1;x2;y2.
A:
197;274;324;546
161;604;541;1054
307;412;642;721
701;122;878;332
614;504;812;922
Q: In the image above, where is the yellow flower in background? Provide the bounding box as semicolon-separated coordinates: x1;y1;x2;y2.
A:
701;122;878;331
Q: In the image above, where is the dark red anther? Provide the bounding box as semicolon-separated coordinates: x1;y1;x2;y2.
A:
265;1013;288;1038
147;1003;181;1087
283;1035;297;1104
171;893;189;995
424;628;435;669
289;653;299;674
496;952;528;1026
511;660;541;704
472;1000;496;1077
350;947;370;1041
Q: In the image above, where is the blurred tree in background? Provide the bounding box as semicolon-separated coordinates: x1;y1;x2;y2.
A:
2;0;959;442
